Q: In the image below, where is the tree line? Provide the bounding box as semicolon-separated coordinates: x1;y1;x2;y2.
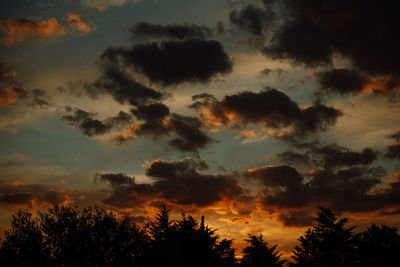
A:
0;205;399;267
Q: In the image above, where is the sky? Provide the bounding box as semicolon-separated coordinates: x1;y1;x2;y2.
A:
0;0;399;258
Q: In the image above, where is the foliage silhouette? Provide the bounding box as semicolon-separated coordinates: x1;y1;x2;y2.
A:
291;207;356;267
0;210;48;267
354;224;400;267
0;205;399;267
241;233;285;267
142;205;236;267
1;206;148;267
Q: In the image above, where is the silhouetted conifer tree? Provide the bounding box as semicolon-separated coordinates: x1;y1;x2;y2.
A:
241;234;285;267
291;207;355;267
355;224;400;267
142;206;237;267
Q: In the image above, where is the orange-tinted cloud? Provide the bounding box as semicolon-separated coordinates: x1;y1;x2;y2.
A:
192;88;342;141
0;86;28;107
0;14;95;46
234;130;257;140
0;18;66;46
62;13;95;34
0;183;72;209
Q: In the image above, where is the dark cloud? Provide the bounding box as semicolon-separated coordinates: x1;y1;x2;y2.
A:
63;108;133;137
385;144;400;159
275;151;311;166
115;111;213;153
169;114;213;153
97;159;248;209
385;131;400;159
31;98;50;109
103;39;233;87
229;0;400;95
246;165;307;208
0;183;69;207
260;68;273;76
0;192;32;205
189;93;217;109
230;3;274;36
146;159;246;207
193;88;342;140
276;143;378;169
131;103;170;122
312;144;379;169
278;210;315;227
0;63;14;84
30;88;47;97
315;68;368;95
86;62;164;106
254;0;400;90
96;173;155;208
0;63;5;83
245;164;399;213
294;104;342;138
130;22;222;40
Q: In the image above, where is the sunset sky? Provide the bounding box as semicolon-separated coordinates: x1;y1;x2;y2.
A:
1;0;399;257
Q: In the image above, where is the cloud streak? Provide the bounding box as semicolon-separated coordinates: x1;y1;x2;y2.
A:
0;13;95;46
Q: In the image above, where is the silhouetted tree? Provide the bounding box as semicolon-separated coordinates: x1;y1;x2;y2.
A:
0;206;148;267
241;234;285;267
355;224;400;267
142;207;237;267
291;207;355;267
0;210;48;267
146;205;175;241
40;205;148;266
3;205;399;267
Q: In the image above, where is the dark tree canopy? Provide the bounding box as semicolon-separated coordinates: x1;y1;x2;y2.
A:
291;207;356;267
241;234;285;267
355;224;400;267
0;205;399;267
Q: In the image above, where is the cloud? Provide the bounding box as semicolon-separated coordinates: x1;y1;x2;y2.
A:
258;0;400;90
0;86;28;107
230;0;400;96
97;158;249;209
115;112;213;153
277;210;315;227
63;108;133;137
96;173;154;208
276;143;378;169
0;85;52;109
192;88;342;140
168;114;213;152
245;164;400;214
0;14;95;46
62;13;95;34
315;68;367;95
274;151;311;167
85;55;165;106
230;3;274;36
311;144;378;169
0;63;17;84
314;68;397;96
0;18;65;46
385;130;400;159
101;39;233;86
130;22;223;40
69;0;140;9
0;183;71;207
